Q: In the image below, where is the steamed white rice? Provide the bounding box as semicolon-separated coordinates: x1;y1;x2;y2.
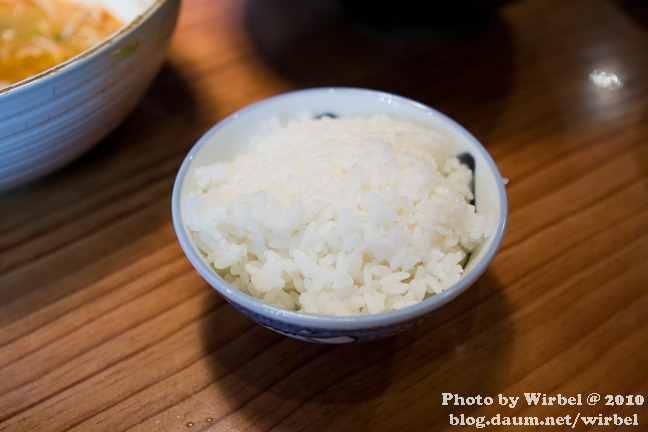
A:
184;114;496;316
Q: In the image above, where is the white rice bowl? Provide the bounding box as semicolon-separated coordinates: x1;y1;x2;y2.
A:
182;113;496;316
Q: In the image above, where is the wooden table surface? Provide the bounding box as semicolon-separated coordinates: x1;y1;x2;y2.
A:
1;0;647;430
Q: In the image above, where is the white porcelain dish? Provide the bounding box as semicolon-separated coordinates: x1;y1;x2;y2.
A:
172;87;508;343
0;0;181;193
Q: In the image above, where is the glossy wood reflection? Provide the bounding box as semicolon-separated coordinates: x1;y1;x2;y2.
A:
1;0;647;431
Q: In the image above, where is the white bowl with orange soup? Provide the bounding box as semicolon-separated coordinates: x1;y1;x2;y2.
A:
0;0;181;193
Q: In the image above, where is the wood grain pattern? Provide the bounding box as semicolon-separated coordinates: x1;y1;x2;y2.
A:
1;0;647;430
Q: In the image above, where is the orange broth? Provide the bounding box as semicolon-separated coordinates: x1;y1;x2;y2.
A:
0;0;123;87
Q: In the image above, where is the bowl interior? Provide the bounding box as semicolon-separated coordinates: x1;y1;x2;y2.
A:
173;87;507;328
73;0;157;23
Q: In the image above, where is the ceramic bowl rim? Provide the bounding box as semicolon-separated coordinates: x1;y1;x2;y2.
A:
0;0;168;96
172;87;508;331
